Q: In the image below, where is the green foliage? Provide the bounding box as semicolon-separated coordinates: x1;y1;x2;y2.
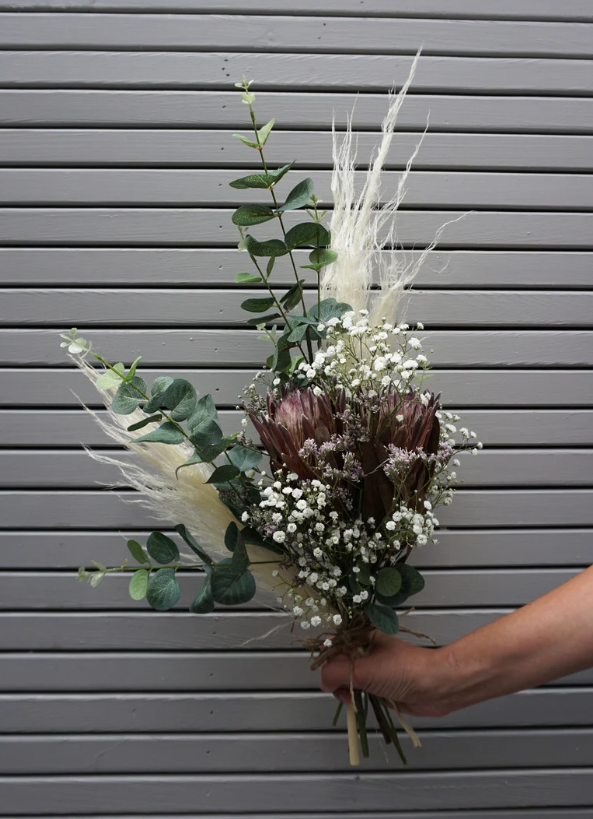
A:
228;445;262;473
187;394;222;450
278;178;314;212
235;272;262;284
143;376;174;414
174;523;213;566
224;521;241;553
127;539;150;565
112;376;147;415
211;555;256;606
241;296;276;313
127;414;162;432
147;531;179;564
159;378;197;421
232;204;276;225
308;297;352;322
246;312;282;326
135;421;185;445
285;222;330;250
129;568;149;600
147;567;181;611
257;118;275;145
207;464;241;484
280;279;305;311
246;237;289;258
376;564;425;607
365;603;400;635
376;567;402;598
190;574;215;613
308;248;338;268
95;362;125;390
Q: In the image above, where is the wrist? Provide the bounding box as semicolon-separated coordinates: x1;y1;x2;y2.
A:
422;643;497;714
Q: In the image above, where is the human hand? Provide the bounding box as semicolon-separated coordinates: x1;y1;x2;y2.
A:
320;632;452;717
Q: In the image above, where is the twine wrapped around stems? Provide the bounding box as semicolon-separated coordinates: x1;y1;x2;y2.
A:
302;612;436;765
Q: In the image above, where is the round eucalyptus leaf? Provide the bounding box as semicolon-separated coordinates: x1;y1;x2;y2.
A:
129;568;149;601
211;565;256;606
147;531;180;564
376;567;402;598
365;603;400;635
190;577;215;613
126;539;150;565
111;376;147;415
146;568;181;611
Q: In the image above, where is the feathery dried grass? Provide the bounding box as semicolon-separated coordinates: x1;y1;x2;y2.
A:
322;50;462;326
74;358;285;594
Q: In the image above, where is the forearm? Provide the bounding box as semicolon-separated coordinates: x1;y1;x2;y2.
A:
430;565;593;712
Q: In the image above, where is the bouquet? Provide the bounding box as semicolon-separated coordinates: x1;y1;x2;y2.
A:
61;54;481;766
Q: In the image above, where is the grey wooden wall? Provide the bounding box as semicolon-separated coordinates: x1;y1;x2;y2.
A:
0;0;593;816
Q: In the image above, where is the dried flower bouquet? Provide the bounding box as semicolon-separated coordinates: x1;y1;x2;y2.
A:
61;55;480;766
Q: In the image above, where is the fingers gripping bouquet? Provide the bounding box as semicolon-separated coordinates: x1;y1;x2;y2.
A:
61;55;481;766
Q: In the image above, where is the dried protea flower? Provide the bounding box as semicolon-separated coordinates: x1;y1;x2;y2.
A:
249;386;345;479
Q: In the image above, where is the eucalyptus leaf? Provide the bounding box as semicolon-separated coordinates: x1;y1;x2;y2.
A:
111;376;147;415
129;568;149;601
229;172;277;190
285;222;331;249
266;257;275;278
211;563;256;606
308;297;352;322
246;312;282;326
147;531;180;564
187;394;219;431
246;236;289;258
143;376;174;414
127;414;162;432
173;523;213;566
365;603;400;635
399;564;426;597
235;272;262;284
241;296;276;313
206;464;241;484
146;567;181;611
232;204;276;226
257;118;275;145
228;445;262;473
376;567;402;598
280;280;305;311
232;133;259;149
190;576;215;613
95;362;125;390
278;178;314;212
127;539;150;565
267;161;294;184
309;248;338;268
126;355;142;380
160;378;197;421
224;521;241;553
135;421;185;445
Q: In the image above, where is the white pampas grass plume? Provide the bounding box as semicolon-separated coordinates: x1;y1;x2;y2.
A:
74;358;284;594
322;50;462;327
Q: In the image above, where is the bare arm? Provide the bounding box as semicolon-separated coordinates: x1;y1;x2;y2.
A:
321;565;593;716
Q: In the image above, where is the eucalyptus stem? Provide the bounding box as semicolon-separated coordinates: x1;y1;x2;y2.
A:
246;100;314;362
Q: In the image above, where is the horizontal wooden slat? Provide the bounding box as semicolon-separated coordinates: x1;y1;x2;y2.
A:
4;169;593;211
0;609;575;649
2;1;592;22
3;366;593;410
1;209;591;247
3;132;593;174
1;687;591;730
4;0;593;21
2;770;593;813
3;729;593;773
6;332;593;369
2;408;591;446
2;529;590;569
3;250;592;288
0;568;579;610
3;54;593;95
2;91;591;134
2;489;590;528
2;14;593;57
3;289;592;327
3;449;591;488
